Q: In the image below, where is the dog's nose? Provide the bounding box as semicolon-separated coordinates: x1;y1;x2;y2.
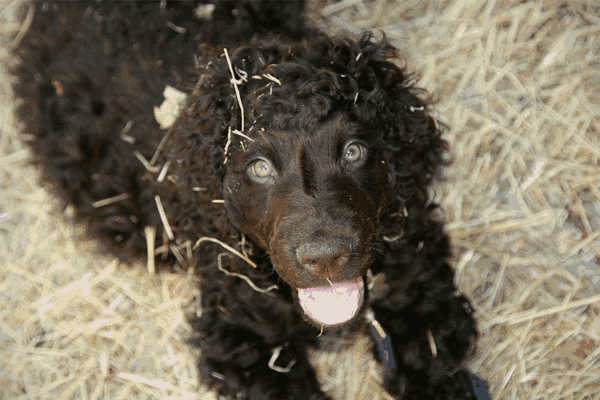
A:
295;240;351;276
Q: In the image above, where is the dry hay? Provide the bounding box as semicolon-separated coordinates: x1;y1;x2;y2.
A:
1;0;599;399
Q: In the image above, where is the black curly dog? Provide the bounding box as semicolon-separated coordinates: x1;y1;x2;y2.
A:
13;1;482;399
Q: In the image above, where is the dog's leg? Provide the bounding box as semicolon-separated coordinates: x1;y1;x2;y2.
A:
371;218;478;399
190;314;331;400
370;291;477;399
189;273;331;400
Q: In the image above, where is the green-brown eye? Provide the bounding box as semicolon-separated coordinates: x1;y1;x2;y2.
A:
247;158;277;184
343;142;367;167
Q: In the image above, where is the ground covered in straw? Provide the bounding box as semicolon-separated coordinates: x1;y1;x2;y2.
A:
1;0;599;399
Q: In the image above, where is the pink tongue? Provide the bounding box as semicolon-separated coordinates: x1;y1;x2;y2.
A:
297;278;364;326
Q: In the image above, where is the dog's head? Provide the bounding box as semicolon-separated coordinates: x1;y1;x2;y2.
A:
223;111;391;326
188;33;446;327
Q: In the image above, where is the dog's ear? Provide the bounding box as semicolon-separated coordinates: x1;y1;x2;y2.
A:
152;85;239;248
350;35;448;210
378;79;448;210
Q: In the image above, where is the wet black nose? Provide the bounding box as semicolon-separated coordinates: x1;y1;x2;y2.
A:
295;239;351;277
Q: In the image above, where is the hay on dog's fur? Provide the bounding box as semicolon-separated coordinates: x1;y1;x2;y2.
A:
1;0;599;399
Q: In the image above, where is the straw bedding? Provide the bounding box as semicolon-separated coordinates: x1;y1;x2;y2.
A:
1;0;599;399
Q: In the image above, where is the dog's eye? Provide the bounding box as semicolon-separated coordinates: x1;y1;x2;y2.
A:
343;142;367;167
247;158;277;184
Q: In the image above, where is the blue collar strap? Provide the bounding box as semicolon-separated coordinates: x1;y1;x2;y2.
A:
366;309;397;372
469;372;492;400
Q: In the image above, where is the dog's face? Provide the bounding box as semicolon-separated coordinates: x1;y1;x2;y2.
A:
223;113;392;326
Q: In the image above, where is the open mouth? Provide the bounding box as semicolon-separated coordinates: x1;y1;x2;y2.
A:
297;277;364;326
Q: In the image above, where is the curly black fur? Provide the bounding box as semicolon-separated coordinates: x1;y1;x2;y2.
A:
12;1;478;399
